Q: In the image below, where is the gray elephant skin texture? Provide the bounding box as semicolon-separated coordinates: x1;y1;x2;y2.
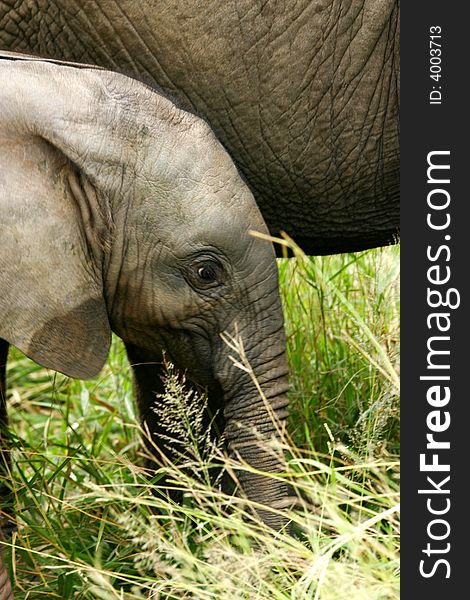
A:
0;1;399;593
0;54;291;597
0;0;400;255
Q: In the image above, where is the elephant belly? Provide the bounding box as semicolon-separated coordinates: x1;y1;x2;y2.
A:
0;0;400;254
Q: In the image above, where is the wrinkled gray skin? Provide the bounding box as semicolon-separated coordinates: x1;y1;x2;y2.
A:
0;0;400;255
0;54;290;597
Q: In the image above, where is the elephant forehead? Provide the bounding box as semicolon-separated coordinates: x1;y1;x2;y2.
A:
131;175;267;246
152;200;267;258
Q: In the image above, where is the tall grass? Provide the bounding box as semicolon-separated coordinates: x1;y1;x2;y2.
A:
1;243;400;599
277;240;400;457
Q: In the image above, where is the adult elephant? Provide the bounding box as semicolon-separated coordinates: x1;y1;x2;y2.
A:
0;0;400;255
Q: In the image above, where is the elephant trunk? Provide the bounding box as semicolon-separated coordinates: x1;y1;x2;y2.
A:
219;299;291;529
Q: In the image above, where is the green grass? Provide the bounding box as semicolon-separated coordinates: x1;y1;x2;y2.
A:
279;242;400;457
1;243;400;599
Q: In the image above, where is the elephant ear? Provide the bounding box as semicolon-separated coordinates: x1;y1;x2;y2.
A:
0;128;111;379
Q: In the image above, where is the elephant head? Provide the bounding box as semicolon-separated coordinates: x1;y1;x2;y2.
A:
0;54;289;529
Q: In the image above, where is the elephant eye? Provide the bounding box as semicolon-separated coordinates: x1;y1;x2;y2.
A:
187;258;224;289
197;264;218;281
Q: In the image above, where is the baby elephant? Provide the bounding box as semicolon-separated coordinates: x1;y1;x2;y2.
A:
0;52;290;594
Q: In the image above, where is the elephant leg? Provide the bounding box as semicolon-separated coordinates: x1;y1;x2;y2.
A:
0;549;13;600
124;343;170;466
0;339;14;535
125;343;226;501
0;339;13;600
